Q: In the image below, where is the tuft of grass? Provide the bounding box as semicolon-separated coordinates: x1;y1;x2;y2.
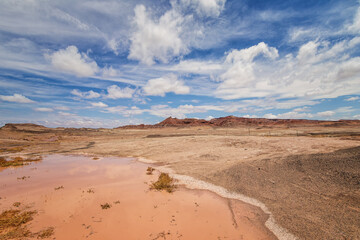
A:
113;200;120;204
17;176;30;181
87;188;94;193
0;156;42;168
92;157;99;160
36;227;54;239
0;209;36;239
100;203;111;209
146;167;155;175
150;173;176;193
54;186;64;190
12;202;21;208
0;209;54;239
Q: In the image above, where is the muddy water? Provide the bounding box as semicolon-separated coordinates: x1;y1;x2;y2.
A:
0;155;276;239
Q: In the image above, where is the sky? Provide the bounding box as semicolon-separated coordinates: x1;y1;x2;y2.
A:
0;0;359;128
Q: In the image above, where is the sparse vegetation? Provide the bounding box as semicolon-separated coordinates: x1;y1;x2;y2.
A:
146;167;155;175
12;202;21;208
0;156;42;168
54;186;64;190
0;209;36;239
114;200;120;204
92;157;99;160
17;176;30;181
36;227;54;239
87;188;94;193
100;203;111;209
150;173;176;193
0;209;54;239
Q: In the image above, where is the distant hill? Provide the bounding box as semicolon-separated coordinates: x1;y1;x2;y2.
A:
118;116;360;128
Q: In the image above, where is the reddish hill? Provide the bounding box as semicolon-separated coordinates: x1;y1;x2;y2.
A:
118;116;360;128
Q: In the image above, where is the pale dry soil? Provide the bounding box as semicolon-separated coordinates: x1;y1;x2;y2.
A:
0;126;360;239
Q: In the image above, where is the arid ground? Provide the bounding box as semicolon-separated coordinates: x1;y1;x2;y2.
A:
0;123;359;239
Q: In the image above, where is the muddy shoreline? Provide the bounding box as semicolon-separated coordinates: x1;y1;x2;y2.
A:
0;154;277;239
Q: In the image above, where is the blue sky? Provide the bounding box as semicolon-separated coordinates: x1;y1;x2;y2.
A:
0;0;359;128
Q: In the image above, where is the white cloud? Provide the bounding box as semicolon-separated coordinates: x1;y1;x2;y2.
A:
58;111;76;116
335;106;354;113
46;45;99;77
170;59;223;75
243;114;258;118
128;5;187;65
55;106;70;111
106;104;223;119
143;74;190;96
345;96;359;101
263;113;277;119
179;0;226;17
216;42;279;99
263;111;314;119
71;89;101;99
317;111;335;117
293;106;310;112
347;6;360;33
276;111;313;119
214;37;360;100
106;85;135;99
91;102;108;108
0;94;34;103
205;115;215;120
102;66;120;77
34;107;54;112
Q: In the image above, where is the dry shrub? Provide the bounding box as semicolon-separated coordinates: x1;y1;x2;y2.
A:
150;173;176;193
146;167;155;175
0;209;36;239
0;209;54;239
0;156;42;168
100;203;111;209
36;227;54;239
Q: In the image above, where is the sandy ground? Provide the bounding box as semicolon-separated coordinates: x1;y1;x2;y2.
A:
0;125;360;239
0;155;275;240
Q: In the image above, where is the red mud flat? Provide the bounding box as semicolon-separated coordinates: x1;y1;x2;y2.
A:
0;155;277;240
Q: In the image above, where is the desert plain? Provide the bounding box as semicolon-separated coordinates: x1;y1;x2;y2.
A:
0;117;359;239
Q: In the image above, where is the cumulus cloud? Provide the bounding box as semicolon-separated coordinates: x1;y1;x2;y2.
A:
263;111;313;119
317;111;335;117
214;37;360;100
143;74;190;96
46;45;99;77
243;114;258;118
106;85;135;99
91;102;108;108
263;113;277;119
71;89;101;99
102;66;120;77
34;107;54;112
0;94;34;103
128;5;187;65
216;42;278;99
